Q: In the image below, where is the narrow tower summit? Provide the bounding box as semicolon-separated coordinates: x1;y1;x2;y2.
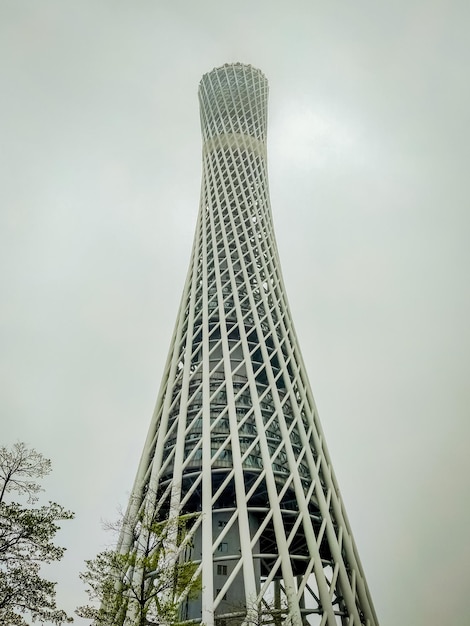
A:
116;64;379;626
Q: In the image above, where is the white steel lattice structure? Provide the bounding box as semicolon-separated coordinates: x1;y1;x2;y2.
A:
117;64;379;626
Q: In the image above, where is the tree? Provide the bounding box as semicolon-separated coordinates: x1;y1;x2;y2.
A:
76;509;201;626
0;442;74;625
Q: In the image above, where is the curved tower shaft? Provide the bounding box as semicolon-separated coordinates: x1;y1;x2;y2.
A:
117;63;379;626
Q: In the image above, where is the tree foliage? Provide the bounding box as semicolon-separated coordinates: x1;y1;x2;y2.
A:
0;442;74;625
77;510;201;626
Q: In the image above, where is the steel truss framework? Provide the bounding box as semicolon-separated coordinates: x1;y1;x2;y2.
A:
117;64;379;626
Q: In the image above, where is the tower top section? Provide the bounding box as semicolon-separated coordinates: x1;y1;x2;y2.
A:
198;63;268;148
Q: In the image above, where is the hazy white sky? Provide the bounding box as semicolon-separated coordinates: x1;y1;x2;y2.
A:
1;2;469;625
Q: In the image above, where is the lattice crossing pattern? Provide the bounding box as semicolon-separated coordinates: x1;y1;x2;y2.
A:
117;64;379;626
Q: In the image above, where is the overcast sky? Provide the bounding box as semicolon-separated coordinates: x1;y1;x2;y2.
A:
1;2;469;625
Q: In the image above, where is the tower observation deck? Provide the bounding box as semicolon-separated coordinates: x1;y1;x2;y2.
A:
115;63;379;626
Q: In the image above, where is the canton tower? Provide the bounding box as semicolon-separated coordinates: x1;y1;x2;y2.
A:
116;64;379;626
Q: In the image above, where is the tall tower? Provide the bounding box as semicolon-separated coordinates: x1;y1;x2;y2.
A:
117;64;379;626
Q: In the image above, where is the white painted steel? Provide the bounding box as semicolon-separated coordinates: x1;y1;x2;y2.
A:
116;64;379;626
